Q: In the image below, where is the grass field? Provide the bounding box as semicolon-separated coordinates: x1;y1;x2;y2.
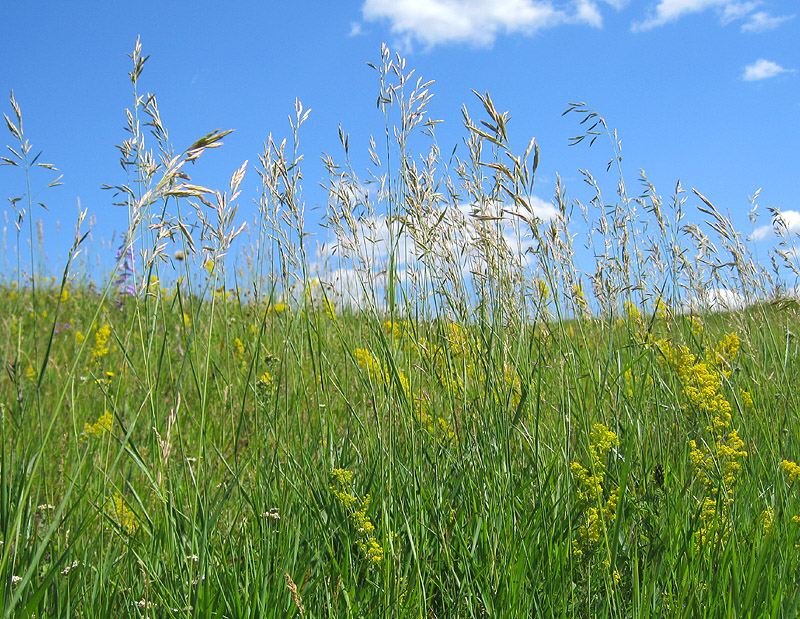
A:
3;41;800;618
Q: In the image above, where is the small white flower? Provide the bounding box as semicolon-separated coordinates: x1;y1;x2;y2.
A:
11;575;22;585
133;599;154;609
261;507;281;520
61;560;79;575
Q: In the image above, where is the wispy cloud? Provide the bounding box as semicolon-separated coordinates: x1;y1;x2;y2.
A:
741;10;794;32
361;0;789;46
632;0;792;32
361;0;610;49
752;209;800;241
634;0;731;31
742;58;795;81
720;1;760;24
348;21;364;37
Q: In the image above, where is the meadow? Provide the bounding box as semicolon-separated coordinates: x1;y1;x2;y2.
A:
3;41;800;618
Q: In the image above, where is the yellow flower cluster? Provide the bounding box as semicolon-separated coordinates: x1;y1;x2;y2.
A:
695;496;728;547
269;302;288;315
657;338;695;378
329;469;384;566
624;300;642;322
657;334;740;433
654;298;670;320
537;278;550;302
761;506;775;533
780;460;800;484
90;323;112;360
571;284;589;315
257;370;273;392
323;297;336;321
353;347;410;398
354;346;455;443
570;424;620;554
106;492;138;535
705;332;740;378
661;333;747;548
84;411;113;438
689;430;747;492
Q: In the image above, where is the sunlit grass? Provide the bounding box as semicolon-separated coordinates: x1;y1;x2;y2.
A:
2;39;800;618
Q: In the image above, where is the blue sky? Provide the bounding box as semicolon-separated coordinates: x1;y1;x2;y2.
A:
1;0;797;288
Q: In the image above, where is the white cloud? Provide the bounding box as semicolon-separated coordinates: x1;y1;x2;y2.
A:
634;0;730;31
741;11;794;32
349;21;364;37
573;0;604;27
752;209;800;241
361;0;615;48
313;197;559;305
742;58;795;81
720;1;759;24
361;0;791;43
685;287;748;312
631;0;788;31
529;195;559;221
677;286;752;313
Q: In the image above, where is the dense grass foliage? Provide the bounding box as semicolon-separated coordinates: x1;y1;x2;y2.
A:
3;40;800;618
4;280;800;618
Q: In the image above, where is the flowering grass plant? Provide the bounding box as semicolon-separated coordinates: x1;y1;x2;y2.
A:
2;40;800;618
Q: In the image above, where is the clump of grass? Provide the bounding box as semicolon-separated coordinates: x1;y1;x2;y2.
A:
2;38;800;618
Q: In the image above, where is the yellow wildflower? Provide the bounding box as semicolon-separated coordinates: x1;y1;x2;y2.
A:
781;460;800;484
654;298;670;319
624;300;642;322
90;324;111;360
269;302;288;314
84;411;114;438
538;278;550;302
572;284;588;314
106;492;138;535
323;297;336;320
257;371;273;393
761;507;774;534
571;424;620;552
740;389;754;411
329;469;385;566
